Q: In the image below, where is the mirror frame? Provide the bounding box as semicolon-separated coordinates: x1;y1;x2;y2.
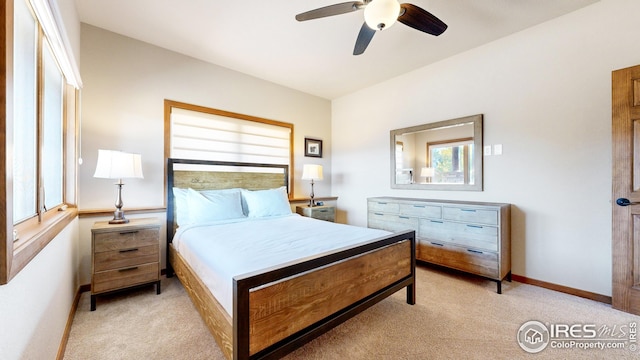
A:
390;114;483;191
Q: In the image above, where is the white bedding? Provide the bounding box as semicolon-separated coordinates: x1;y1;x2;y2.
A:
172;214;392;315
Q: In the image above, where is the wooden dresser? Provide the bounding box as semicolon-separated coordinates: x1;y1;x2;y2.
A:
367;197;511;293
91;217;161;310
296;205;336;222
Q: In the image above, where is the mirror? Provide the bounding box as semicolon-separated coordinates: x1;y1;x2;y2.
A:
390;114;483;191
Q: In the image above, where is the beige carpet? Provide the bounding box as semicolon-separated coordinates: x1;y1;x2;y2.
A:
64;266;640;359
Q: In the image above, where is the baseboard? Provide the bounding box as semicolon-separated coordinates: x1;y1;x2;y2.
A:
56;284;89;360
511;274;611;304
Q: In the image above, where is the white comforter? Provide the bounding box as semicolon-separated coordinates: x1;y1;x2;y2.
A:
172;214;391;315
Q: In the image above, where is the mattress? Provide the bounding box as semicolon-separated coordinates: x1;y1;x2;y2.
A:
172;214;392;315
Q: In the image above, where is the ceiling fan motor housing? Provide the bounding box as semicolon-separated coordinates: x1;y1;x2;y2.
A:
364;0;401;31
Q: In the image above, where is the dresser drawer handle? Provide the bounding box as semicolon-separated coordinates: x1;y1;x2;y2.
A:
119;248;139;253
467;249;483;254
374;212;384;216
467;225;483;229
318;209;328;213
399;216;410;219
430;220;443;224
461;209;477;212
377;202;387;205
119;230;139;235
413;205;426;208
430;242;444;247
119;266;139;272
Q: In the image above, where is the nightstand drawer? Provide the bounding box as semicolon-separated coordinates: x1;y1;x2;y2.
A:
94;244;159;272
296;205;336;222
310;207;335;221
94;229;159;253
92;262;159;294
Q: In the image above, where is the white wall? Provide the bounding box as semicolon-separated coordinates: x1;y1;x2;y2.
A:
78;24;332;283
331;0;640;297
0;219;80;359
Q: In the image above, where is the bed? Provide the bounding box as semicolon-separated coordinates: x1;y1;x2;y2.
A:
166;158;416;360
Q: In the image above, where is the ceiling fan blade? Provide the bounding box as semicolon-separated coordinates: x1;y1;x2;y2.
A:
353;22;376;55
296;2;365;22
398;3;447;36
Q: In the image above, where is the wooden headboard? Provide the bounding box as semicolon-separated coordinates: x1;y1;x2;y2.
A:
166;158;289;246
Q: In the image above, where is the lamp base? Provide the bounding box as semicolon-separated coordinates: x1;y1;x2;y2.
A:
108;209;129;224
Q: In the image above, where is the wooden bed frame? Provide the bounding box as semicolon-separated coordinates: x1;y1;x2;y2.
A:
166;158;416;360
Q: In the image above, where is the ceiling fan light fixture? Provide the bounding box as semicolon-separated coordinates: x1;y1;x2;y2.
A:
364;0;400;31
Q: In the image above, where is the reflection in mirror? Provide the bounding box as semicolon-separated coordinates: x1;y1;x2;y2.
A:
390;114;483;191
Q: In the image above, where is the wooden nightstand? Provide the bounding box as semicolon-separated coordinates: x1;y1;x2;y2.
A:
296;205;336;222
91;217;161;311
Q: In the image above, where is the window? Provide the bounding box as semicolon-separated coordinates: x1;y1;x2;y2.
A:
1;0;80;284
164;100;294;194
428;138;475;185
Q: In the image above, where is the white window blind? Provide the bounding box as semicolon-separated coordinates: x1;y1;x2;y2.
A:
170;108;291;165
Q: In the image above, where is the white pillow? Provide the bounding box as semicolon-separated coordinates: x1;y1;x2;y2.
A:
172;187;190;226
242;186;291;218
187;188;245;223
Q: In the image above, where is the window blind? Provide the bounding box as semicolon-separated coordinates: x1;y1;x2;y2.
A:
170;108;291;166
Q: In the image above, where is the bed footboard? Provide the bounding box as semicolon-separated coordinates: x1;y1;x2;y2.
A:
233;230;416;360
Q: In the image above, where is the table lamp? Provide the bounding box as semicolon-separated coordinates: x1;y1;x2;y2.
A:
301;164;323;207
93;149;144;224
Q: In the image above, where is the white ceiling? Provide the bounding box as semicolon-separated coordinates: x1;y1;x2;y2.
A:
75;0;599;100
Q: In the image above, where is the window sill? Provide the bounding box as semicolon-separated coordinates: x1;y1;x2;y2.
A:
4;207;78;284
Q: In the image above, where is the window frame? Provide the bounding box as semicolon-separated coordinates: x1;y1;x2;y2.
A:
0;0;78;285
427;137;474;185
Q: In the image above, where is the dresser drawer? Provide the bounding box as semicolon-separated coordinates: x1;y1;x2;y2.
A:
94;228;159;253
419;219;498;251
398;203;441;219
368;200;400;214
443;206;498;225
417;240;499;279
368;212;418;232
92;262;159;294
94;244;159;272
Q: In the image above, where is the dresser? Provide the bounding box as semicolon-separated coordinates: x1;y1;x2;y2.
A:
91;218;161;310
296;205;336;222
368;197;511;293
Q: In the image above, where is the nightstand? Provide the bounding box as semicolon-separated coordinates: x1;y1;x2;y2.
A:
296;205;336;222
91;217;161;311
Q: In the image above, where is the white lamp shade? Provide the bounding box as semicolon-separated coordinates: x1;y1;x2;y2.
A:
364;0;401;30
93;149;144;179
421;167;435;177
302;164;323;181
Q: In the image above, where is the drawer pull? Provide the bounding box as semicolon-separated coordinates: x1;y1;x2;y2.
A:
413;205;426;208
430;220;443;224
461;209;477;212
374;212;384;216
318;210;328;213
377;202;387;205
119;230;139;235
467;249;483;254
119;266;139;272
467;225;483;229
119;248;139;253
399;216;410;219
430;242;444;247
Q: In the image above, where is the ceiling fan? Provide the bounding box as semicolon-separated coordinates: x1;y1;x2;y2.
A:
295;0;447;55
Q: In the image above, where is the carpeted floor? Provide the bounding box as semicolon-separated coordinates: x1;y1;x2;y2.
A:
63;265;640;359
